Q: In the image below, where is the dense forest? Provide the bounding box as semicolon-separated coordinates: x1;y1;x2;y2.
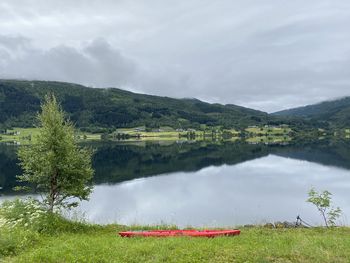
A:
274;97;350;128
0;79;346;132
0;79;312;132
0;79;273;131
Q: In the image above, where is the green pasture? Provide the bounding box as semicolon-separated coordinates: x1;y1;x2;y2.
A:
246;126;292;135
0;128;101;144
246;136;292;144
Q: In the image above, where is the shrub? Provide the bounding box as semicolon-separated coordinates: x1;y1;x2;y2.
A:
307;188;342;227
0;198;102;258
0;227;39;257
0;198;98;235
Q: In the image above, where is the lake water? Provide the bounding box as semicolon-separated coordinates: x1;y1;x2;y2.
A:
1;140;350;227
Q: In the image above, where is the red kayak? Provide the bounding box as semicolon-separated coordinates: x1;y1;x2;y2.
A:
119;229;240;238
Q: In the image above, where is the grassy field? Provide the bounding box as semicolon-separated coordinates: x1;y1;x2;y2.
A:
246;136;292;144
116;128;203;139
0;127;241;144
1;198;348;262
0;127;295;145
111;128;242;143
3;225;350;263
0;127;40;144
246;126;292;135
0;128;101;144
116;128;187;138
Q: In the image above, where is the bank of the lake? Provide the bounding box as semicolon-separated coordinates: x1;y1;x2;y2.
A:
2;222;350;263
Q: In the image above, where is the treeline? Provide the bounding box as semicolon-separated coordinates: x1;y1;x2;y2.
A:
0;79;296;132
0;79;340;132
273;97;350;128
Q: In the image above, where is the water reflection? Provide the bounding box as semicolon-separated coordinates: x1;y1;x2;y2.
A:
77;155;350;226
1;139;350;226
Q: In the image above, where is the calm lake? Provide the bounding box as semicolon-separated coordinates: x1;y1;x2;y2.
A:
1;139;350;227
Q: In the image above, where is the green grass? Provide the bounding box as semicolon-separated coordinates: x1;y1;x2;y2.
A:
116;128;198;138
0;127;291;146
4;226;350;263
0;128;101;144
114;128;241;142
246;136;292;144
2;127;294;145
0;128;40;144
246;126;292;135
1;200;349;262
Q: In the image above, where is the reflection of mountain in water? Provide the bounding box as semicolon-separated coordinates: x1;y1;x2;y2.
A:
1;139;350;194
274;140;350;170
92;142;270;184
0;145;22;193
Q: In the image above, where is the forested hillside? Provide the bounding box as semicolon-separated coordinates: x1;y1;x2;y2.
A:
0;79;274;131
273;97;350;128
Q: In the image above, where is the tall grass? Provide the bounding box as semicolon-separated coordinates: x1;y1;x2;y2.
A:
1;199;350;262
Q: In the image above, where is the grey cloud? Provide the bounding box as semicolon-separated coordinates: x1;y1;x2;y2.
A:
1;0;350;112
0;37;136;88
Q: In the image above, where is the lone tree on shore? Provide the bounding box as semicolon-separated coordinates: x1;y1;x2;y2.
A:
17;94;94;212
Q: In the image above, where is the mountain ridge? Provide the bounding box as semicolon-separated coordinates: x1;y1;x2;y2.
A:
0;79;274;131
273;96;350;127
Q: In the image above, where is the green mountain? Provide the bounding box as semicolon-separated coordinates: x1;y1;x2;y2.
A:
273;97;350;128
0;79;273;131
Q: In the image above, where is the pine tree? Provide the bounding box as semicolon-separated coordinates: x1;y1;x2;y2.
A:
17;94;94;212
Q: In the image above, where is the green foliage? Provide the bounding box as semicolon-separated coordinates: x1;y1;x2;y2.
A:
0;198;95;235
307;188;342;227
16;95;94;211
0;226;40;258
1;200;350;262
6;226;350;262
274;97;350;128
0;79;271;130
0;199;101;258
0;198;46;230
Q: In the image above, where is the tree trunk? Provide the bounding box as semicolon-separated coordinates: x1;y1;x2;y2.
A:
49;170;58;212
321;209;328;227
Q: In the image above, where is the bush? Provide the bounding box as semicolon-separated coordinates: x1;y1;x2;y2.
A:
0;227;39;257
0;198;46;230
0;198;99;235
0;198;101;258
307;188;342;227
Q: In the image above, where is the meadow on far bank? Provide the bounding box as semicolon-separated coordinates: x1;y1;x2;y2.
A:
2;125;349;145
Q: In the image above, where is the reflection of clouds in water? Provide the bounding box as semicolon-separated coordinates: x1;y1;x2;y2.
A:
78;154;350;226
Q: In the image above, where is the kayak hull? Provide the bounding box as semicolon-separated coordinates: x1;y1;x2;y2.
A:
119;229;240;238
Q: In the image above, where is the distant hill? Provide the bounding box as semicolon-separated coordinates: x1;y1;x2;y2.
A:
0;79;274;131
273;97;350;128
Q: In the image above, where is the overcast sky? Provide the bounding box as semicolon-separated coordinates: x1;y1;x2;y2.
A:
1;0;350;112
